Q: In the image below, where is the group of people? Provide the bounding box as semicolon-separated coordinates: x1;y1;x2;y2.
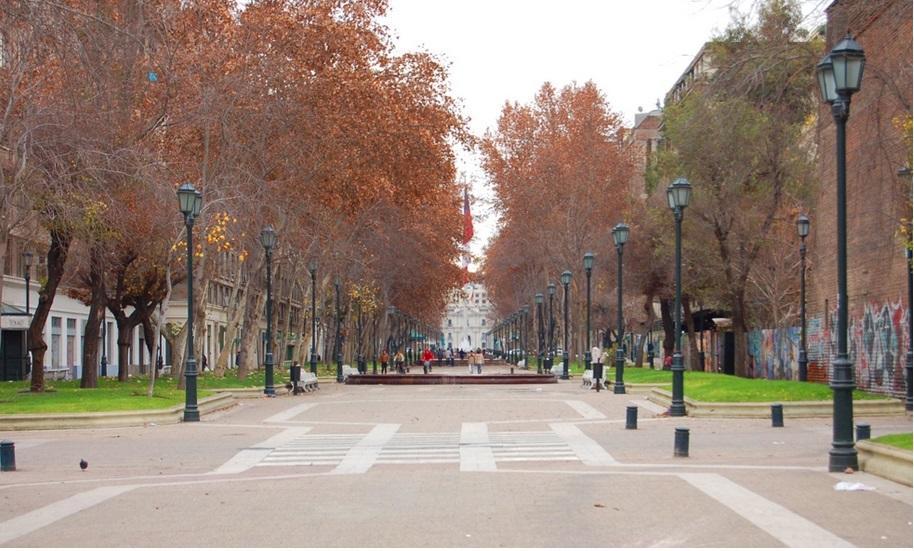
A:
374;346;489;375
377;349;407;374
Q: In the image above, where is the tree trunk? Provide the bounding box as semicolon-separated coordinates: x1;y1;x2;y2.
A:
683;295;701;372
659;297;675;363
237;289;265;379
732;298;748;378
28;229;71;392
169;322;188;390
115;317;138;381
80;253;106;389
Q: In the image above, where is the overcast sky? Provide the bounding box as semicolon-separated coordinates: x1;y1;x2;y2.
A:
379;0;827;268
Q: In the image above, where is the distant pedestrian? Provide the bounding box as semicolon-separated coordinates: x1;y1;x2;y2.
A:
394;350;405;374
664;354;673;370
201;354;208;372
422;347;434;374
379;350;390;374
446;347;453;366
473;348;484;375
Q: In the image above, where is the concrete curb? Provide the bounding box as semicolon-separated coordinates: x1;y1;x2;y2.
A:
210;386;291;398
856;439;913;486
646;388;906;418
0;393;237;431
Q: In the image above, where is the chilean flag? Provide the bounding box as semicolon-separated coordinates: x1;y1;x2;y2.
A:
462;186;474;244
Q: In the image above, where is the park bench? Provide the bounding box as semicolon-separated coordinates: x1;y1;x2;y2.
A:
342;365;359;380
44;366;71;381
300;372;319;391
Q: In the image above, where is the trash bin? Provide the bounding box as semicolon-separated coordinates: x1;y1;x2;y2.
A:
592;362;604;391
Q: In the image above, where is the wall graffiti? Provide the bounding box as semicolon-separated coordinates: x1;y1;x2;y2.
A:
748;299;910;399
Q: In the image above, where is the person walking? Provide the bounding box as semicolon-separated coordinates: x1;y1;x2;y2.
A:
379;350;390;374
473;348;484;375
446;347;453;366
394;350;405;374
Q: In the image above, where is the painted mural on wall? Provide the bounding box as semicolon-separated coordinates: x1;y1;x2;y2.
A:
747;299;910;399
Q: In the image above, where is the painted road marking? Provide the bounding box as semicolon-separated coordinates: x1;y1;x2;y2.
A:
0;485;136;545
565;400;606;420
211;427;313;474
264;403;317;424
460;422;497;472
679;473;853;548
549;423;618;466
333;424;401;474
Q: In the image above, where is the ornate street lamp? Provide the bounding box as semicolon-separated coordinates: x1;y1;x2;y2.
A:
583;252;594;377
612;223;630;394
797;214;810;382
667;177;691;416
522;304;530;369
308;259;318;376
546;283;556;374
560;270;572;380
260;225;277;397
816;35;865;472
535;293;544;374
177;183;203;422
334;276;343;382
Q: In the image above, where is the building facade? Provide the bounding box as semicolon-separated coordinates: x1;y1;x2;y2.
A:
440;281;495;352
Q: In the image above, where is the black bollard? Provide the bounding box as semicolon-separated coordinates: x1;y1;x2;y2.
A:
0;440;15;472
771;403;784;427
625;406;638;430
674;427;690;457
855;423;871;441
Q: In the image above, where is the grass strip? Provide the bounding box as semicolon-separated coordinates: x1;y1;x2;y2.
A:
869;433;913;451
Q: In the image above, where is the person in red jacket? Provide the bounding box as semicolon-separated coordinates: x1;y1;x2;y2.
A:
421;347;435;374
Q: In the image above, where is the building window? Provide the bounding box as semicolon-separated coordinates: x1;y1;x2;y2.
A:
481;319;486;326
66;319;76;368
51;317;62;370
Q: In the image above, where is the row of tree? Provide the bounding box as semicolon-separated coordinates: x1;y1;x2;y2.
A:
481;0;823;376
0;0;470;392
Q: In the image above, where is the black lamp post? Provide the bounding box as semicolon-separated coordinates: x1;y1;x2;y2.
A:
535;293;544;374
308;259;318;376
667;177;691;417
334;276;343;383
260;225;277;397
177;182;203;422
23;251;32;379
560;271;572;380
546;283;555;374
522;304;529;369
583;253;594;376
797;214;810;382
613;223;630;394
816;35;865;472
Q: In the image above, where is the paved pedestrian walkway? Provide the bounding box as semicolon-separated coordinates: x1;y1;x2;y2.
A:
0;379;910;547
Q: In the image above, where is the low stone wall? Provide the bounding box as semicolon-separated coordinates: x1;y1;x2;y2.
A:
0;393;236;431
646;389;906;418
856;440;913;486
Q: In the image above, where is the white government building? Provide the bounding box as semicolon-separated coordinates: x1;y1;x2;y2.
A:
440;281;495;352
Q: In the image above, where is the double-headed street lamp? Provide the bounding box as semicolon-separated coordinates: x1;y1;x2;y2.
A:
797;215;810;382
560;271;572;380
668;177;691;417
308;259;318;376
612;223;630;394
535;293;544;374
177;183;203;422
816;34;865;472
260;225;277;397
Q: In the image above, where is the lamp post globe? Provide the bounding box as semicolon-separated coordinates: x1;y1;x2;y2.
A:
612;223;630;394
797;215;810;382
667;178;690;416
260;226;277;397
177;183;201;422
816;34;864;473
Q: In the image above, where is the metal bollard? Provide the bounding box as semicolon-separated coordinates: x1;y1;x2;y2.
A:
625;406;638;430
674;427;690;457
771;403;784;427
855;423;871;441
0;440;15;472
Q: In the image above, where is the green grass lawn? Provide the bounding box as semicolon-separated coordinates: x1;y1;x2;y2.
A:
599;367;885;402
0;377;214;414
870;433;913;450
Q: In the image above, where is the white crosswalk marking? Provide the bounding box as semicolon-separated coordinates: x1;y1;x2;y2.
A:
248;425;611;471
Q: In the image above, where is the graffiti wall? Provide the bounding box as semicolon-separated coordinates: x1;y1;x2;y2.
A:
748;300;910;399
747;327;800;381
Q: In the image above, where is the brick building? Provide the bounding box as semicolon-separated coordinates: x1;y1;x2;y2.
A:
807;0;912;397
